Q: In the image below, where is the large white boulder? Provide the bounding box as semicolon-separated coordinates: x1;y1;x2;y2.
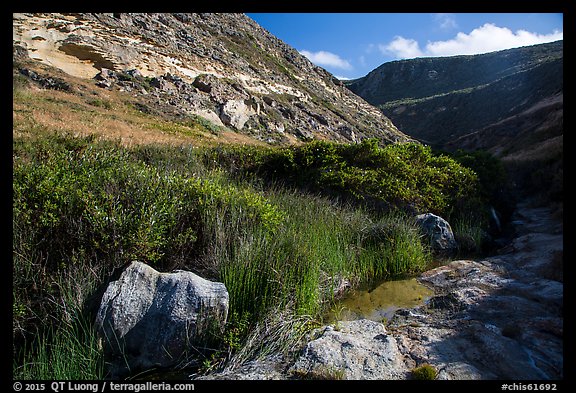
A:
96;261;229;377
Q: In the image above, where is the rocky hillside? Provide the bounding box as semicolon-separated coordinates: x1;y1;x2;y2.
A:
13;13;408;145
345;41;563;153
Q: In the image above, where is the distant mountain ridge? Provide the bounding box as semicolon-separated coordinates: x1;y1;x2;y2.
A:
345;41;563;155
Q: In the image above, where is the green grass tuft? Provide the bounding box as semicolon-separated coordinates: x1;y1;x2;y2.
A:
411;363;438;380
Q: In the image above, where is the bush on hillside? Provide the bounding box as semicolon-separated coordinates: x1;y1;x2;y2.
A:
207;139;483;220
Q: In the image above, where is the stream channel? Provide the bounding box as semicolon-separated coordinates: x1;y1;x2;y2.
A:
140;275;435;380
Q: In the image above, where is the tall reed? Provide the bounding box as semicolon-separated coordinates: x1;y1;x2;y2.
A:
13;261;105;379
14;315;104;379
209;185;431;321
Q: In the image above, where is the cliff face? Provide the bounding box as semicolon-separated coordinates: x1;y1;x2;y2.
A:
13;13;409;145
345;41;563;153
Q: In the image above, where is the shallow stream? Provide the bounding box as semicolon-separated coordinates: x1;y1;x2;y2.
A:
327;277;434;322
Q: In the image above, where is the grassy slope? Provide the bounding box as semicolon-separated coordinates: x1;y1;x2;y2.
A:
13;65;265;149
12;61;495;379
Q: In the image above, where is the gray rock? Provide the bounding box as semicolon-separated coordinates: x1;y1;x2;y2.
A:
337;125;357;143
195;355;288;380
415;213;457;252
294;127;314;141
290;319;409;380
125;68;142;78
220;99;255;130
96;261;228;378
94;68;117;88
192;74;213;93
436;362;484;380
388;203;564;380
262;95;276;107
19;68;72;91
13;43;30;61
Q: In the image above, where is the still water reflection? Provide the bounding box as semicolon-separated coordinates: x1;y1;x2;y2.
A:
329;277;434;322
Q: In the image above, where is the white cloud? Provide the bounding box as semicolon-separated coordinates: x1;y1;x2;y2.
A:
299;50;353;70
433;13;457;30
381;23;563;60
425;23;563;56
379;37;424;59
334;75;352;80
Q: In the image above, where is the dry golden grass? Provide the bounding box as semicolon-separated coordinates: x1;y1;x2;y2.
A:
13;64;270;149
14;87;205;147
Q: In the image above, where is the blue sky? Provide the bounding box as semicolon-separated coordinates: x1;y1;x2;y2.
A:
246;13;563;80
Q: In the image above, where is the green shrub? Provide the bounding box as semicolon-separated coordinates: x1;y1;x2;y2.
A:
451;149;513;224
13;135;284;273
206;139;482;219
13;134;292;377
411;363;437;380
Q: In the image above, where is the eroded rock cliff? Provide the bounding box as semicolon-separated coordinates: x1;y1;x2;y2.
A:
13;13;409;145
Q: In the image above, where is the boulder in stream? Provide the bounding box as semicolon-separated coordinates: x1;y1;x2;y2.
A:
415;213;457;252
